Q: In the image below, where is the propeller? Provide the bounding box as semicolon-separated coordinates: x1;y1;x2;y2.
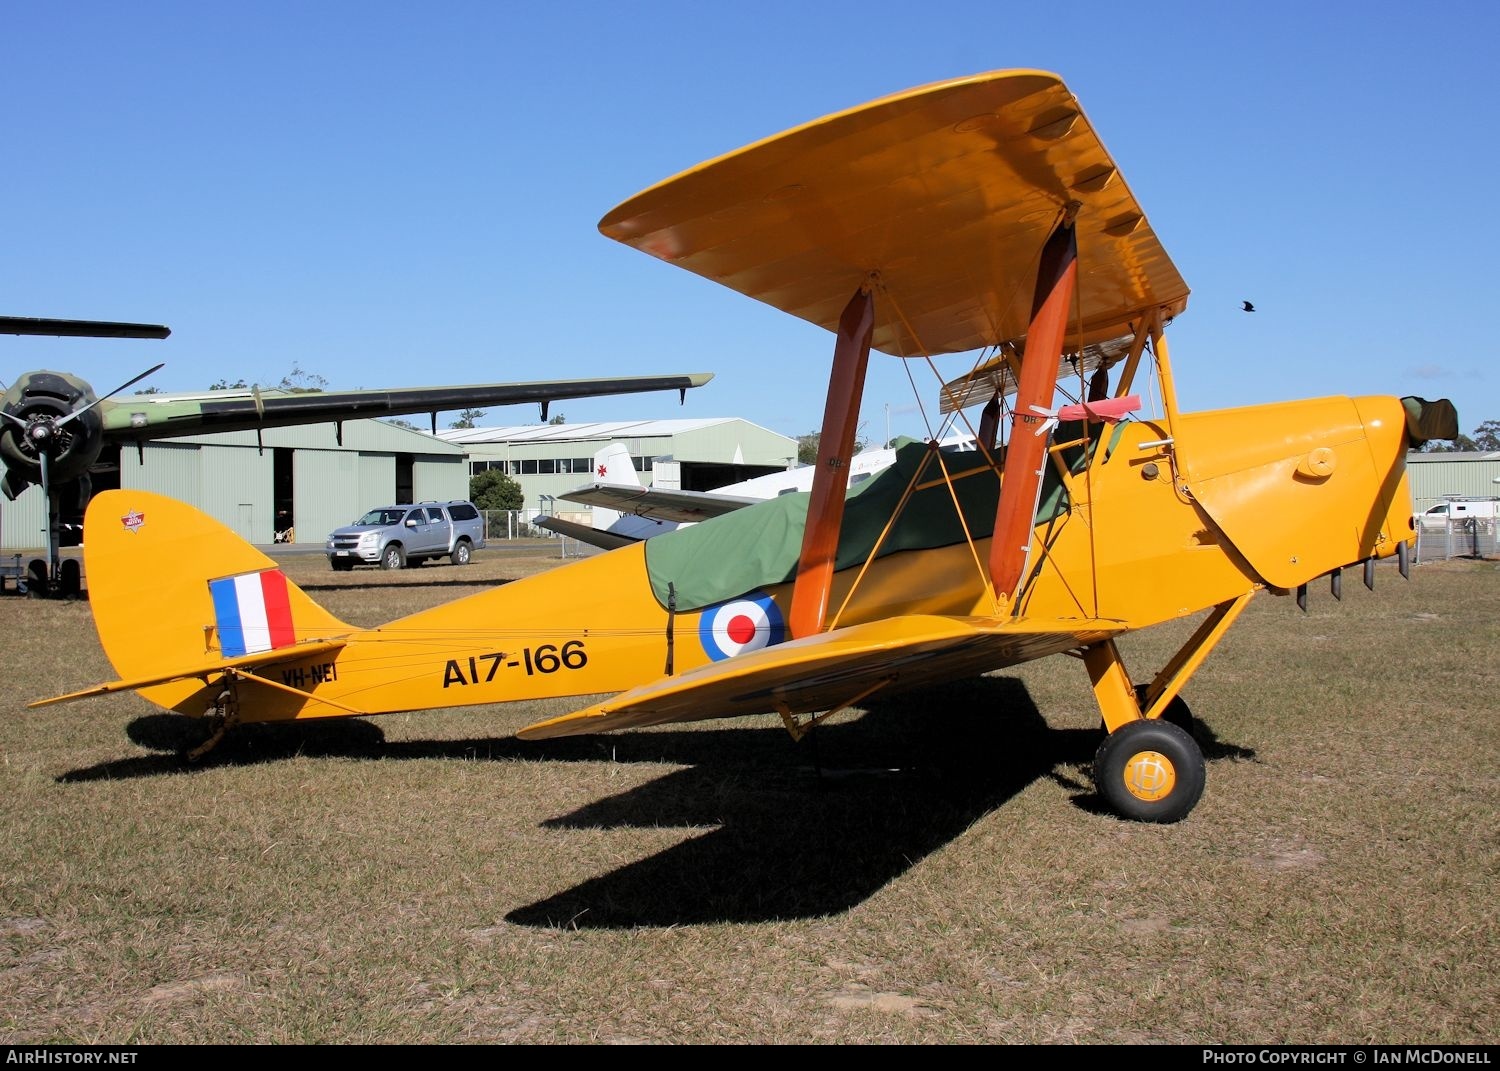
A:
0;362;164;592
57;362;165;431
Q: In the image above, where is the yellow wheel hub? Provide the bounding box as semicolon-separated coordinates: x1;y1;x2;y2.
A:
1122;750;1177;802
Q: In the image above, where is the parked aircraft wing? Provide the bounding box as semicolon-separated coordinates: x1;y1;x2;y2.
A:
519;613;1123;738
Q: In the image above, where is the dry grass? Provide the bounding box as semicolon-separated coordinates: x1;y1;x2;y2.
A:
0;549;1495;1044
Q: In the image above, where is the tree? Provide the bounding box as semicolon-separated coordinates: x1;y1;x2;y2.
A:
548;413;566;425
208;365;326;393
470;468;523;511
276;364;326;393
1472;420;1500;451
449;408;486;429
1422;434;1479;453
796;429;868;464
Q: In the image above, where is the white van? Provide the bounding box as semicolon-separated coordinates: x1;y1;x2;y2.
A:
1418;499;1499;530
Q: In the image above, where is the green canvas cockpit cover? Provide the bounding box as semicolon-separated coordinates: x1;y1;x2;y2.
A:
642;432;1101;612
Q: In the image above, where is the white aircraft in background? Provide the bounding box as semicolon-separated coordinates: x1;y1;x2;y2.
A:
535;437;974;549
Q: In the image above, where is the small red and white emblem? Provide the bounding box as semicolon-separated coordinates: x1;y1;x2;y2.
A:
121;509;146;534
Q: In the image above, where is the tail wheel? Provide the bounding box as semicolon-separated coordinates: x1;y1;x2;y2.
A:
1094;718;1205;823
380;544;406;570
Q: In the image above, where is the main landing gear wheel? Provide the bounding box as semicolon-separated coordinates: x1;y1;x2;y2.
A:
1094;718;1205;824
381;544;406;570
58;559;81;598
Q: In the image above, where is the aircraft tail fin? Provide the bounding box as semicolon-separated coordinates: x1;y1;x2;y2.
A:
71;490;355;714
591;441;642;488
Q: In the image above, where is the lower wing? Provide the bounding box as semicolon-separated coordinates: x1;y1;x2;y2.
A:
519;614;1123;738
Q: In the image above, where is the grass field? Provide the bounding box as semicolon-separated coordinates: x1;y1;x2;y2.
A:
1;548;1495;1044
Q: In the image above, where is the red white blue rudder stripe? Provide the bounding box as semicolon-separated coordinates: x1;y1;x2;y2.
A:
209;570;296;657
698;592;786;662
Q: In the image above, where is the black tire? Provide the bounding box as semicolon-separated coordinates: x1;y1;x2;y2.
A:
24;559;48;599
1094;718;1205;824
58;559;82;598
451;539;472;566
1135;684;1194;734
330;558;355;572
380;544;406;570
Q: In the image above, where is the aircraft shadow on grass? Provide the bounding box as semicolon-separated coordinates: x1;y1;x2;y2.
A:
56;676;1254;927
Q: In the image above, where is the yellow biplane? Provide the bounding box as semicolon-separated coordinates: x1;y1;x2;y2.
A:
34;70;1457;823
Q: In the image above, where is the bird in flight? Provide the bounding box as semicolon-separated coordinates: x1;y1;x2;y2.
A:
1242;300;1256;312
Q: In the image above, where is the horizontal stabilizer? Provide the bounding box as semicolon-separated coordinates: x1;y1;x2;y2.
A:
533;514;641;551
28;639;349;708
519;614;1123;739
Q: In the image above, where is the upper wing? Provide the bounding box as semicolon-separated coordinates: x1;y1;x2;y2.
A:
97;373;714;439
518;613;1124;739
599;69;1187;359
558;481;762;523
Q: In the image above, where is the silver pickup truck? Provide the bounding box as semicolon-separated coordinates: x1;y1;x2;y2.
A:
325;501;486;570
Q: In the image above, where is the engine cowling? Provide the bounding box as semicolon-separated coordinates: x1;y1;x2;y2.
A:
0;371;105;500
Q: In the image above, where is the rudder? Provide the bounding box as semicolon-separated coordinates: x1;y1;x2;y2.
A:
82;490;352;712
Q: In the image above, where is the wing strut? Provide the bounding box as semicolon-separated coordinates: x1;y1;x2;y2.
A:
988;207;1080;605
788;280;875;639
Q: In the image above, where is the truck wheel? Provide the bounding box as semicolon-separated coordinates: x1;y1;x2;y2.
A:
451;539;472;566
381;544;406;570
330;558;354;572
1094;718;1205;823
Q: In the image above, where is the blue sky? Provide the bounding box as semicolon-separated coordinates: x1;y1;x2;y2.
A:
5;1;1497;444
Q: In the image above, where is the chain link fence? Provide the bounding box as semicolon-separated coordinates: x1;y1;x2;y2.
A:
479;509;599;559
479;509;549;540
1413;518;1497;563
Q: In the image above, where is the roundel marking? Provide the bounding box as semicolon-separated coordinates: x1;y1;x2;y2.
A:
698;592;786;662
